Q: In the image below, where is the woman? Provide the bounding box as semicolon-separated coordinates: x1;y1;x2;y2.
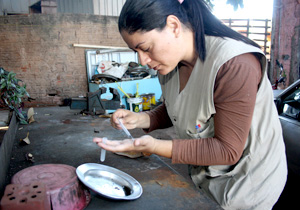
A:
93;0;287;209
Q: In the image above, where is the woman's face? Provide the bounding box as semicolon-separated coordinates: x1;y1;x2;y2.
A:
121;27;183;75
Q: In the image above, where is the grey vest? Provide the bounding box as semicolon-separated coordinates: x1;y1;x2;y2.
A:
159;36;287;210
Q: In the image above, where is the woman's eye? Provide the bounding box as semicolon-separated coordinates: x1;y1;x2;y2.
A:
142;47;150;52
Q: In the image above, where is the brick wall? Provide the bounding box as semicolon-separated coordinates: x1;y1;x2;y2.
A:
0;14;126;106
271;0;300;85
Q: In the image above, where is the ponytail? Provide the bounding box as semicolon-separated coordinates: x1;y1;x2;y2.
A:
181;0;206;61
181;0;261;61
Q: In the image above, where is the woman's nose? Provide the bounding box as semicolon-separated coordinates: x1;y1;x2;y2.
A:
138;52;151;66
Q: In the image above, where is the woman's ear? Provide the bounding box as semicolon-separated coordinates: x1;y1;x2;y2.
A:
166;15;181;38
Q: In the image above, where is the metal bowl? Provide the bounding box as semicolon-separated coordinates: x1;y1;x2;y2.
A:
76;163;143;200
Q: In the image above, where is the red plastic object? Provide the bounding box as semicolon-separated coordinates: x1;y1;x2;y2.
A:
11;164;90;210
0;182;50;210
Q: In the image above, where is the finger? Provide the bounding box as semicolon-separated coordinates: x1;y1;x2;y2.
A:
134;138;141;146
104;139;126;146
119;116;137;130
111;110;129;129
93;137;103;143
100;140;134;152
93;138;115;146
113;109;128;120
110;116;119;129
93;137;133;147
132;135;155;154
134;136;149;146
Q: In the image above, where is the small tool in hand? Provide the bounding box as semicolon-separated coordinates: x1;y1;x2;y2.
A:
117;118;135;141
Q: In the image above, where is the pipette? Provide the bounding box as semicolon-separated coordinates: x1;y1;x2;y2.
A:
100;137;107;162
117;118;135;141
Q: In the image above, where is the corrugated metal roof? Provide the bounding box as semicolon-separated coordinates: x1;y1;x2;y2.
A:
1;0;126;16
0;0;40;15
57;0;125;16
93;0;126;16
57;0;94;14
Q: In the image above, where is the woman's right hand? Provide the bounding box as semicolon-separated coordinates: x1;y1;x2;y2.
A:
110;109;150;130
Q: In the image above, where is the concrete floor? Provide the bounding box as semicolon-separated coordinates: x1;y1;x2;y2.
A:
4;106;221;210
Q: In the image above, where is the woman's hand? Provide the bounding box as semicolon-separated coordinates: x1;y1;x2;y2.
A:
93;135;156;154
110;109;150;130
93;135;173;158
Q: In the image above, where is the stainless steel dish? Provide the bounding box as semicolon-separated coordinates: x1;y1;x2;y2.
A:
76;163;143;200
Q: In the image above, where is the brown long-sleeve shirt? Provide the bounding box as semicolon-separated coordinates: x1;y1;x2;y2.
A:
146;53;262;166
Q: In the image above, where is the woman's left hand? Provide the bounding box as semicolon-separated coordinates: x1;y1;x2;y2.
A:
93;135;157;154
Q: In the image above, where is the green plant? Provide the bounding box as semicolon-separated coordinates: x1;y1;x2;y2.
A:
0;67;30;124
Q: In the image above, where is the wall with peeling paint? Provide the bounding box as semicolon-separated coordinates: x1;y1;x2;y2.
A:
0;14;126;106
271;0;300;86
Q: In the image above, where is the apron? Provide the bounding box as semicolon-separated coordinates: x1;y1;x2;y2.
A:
159;36;287;210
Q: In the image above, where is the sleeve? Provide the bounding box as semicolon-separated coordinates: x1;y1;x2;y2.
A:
143;102;173;133
171;53;262;166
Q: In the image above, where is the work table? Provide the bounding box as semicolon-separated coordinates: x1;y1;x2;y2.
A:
5;106;221;210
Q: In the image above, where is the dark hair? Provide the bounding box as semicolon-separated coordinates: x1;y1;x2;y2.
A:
118;0;261;62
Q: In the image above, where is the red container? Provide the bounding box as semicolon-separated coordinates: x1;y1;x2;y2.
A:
1;182;50;210
11;164;90;210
